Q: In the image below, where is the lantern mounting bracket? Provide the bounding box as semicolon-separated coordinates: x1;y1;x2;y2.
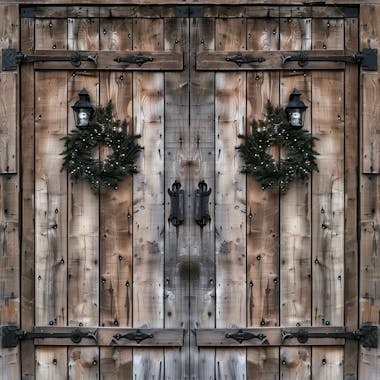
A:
2;48;98;71
281;48;377;71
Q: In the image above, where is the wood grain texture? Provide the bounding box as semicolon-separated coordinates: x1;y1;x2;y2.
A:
132;17;165;380
280;347;310;379
35;18;67;50
0;4;18;174
100;348;132;378
69;347;99;379
189;16;216;380
246;16;279;380
35;347;67;379
215;17;247;380
344;17;359;380
35;71;68;326
164;17;190;379
312;347;344;379
20;16;36;379
100;18;133;51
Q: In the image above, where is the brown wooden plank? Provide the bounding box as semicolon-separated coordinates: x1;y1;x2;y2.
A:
280;347;311;379
20;16;36;380
246;15;280;380
163;16;190;379
344;17;359;380
99;15;134;380
196;327;346;347
35;71;68;327
196;50;346;71
312;19;344;50
279;16;312;380
35;18;67;50
67;15;100;376
311;71;345;377
215;17;247;379
35;347;67;378
312;347;344;379
132;17;165;380
32;50;184;71
189;16;216;380
0;4;18;174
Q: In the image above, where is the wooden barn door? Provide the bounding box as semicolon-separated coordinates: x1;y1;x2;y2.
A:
17;5;362;380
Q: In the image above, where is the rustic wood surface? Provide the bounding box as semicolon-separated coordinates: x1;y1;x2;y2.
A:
132;17;165;380
215;17;247;380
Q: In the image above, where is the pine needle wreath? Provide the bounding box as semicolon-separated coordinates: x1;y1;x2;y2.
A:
238;101;318;193
61;101;141;191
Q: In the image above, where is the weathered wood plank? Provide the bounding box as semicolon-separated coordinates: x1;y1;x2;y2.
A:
312;19;344;50
163;16;190;379
312;347;344;379
189;16;216;380
0;4;18;174
280;347;311;379
35;70;68;326
312;71;345;379
68;17;99;51
35;347;67;378
69;347;99;378
99;15;133;379
132;17;165;380
20;16;36;380
35;18;67;50
215;17;247;380
246;15;280;380
196;50;346;71
280;18;311;50
344;17;359;380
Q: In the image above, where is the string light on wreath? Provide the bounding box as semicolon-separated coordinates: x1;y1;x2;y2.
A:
61;94;141;192
238;99;318;193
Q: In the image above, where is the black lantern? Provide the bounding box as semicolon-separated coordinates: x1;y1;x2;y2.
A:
72;89;93;128
286;89;307;129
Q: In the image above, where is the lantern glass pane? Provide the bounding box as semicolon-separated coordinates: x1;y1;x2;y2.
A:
75;108;91;128
289;110;302;127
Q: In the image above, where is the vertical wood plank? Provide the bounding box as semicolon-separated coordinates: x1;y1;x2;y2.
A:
311;71;344;377
361;5;380;174
133;18;165;380
312;19;344;50
164;17;190;379
20;16;36;380
215;18;247;380
279;14;312;380
359;5;380;378
312;348;343;380
36;347;67;379
99;16;134;380
190;16;216;380
246;15;280;380
67;14;100;378
35;19;67;50
35;70;68;326
344;16;359;380
0;4;18;174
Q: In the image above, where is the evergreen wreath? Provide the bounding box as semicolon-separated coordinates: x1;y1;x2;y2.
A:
61;101;141;191
238;101;318;193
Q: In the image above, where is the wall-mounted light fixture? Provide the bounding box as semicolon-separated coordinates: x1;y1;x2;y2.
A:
285;89;307;129
72;89;94;129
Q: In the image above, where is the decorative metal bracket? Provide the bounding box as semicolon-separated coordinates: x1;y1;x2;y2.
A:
113;54;154;66
168;180;185;227
281;48;378;71
1;326;98;348
226;329;268;344
281;325;378;348
2;48;98;71
225;53;265;66
194;180;212;227
112;329;153;344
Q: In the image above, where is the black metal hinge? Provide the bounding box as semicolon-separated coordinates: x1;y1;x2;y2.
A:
281;325;378;348
1;326;98;348
281;49;378;71
2;48;98;71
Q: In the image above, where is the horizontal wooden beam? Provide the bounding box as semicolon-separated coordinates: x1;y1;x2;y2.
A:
31;327;185;347
196;50;353;71
195;327;347;347
19;51;183;71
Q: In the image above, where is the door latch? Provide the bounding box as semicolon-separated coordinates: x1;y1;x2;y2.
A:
168;180;185;227
1;326;98;348
194;180;212;227
281;325;378;348
112;329;153;344
2;48;97;71
113;54;154;66
226;329;268;344
225;53;265;66
281;48;378;71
